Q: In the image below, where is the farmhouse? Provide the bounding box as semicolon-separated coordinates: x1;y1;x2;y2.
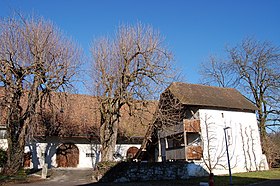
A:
137;82;269;175
0;82;269;175
0;90;156;169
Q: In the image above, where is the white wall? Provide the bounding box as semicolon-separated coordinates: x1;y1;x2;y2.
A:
193;109;268;175
0;139;7;150
1;137;140;169
24;141;140;169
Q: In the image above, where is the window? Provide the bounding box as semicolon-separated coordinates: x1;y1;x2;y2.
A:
86;153;95;157
0;126;6;139
187;133;201;146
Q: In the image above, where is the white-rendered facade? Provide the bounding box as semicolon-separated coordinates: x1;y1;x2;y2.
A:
188;108;268;176
0;138;140;169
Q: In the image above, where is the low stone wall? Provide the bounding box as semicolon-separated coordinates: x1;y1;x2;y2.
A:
98;162;206;183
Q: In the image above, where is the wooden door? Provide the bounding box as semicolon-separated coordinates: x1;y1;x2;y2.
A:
23;152;31;167
56;143;79;167
126;146;139;161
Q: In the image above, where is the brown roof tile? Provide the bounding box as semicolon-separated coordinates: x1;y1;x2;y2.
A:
167;82;257;111
36;93;157;139
0;87;157;139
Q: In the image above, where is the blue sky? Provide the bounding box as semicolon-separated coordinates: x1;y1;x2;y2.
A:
0;0;279;94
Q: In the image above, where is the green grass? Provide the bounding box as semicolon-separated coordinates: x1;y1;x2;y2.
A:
234;168;280;179
0;168;33;185
184;168;280;186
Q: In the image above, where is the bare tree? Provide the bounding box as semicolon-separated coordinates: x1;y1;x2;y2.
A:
0;14;81;175
199;55;238;88
200;38;280;154
90;23;174;161
266;131;280;168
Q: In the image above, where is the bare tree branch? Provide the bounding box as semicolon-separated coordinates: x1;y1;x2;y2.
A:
199;38;280;156
0;14;81;175
90;23;175;161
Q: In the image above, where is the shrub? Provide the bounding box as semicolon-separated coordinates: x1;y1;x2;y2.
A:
267;132;280;168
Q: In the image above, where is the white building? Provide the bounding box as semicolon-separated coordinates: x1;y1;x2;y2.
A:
137;82;268;176
0;92;155;169
0;83;269;175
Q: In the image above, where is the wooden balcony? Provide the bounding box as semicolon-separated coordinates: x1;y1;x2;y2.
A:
186;146;203;160
184;119;201;133
166;147;185;160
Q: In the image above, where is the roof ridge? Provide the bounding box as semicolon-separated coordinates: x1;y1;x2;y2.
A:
171;82;236;90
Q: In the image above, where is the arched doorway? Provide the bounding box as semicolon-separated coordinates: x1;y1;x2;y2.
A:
126;146;139;161
56;143;79;167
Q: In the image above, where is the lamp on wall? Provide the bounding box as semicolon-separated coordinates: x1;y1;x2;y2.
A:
224;126;232;185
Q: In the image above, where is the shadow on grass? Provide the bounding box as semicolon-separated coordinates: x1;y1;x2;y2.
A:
196;175;268;186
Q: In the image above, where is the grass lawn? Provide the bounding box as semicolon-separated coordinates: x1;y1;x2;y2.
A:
172;168;280;186
0;169;44;185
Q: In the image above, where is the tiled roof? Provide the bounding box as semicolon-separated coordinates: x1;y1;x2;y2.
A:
36;93;157;139
0;87;157;139
167;82;257;111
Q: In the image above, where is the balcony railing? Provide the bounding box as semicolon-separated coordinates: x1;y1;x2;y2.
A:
186;146;203;160
184;119;201;133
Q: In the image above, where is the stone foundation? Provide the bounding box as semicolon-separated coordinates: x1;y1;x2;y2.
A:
97;162;207;183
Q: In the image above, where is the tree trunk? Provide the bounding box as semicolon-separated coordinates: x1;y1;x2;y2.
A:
2;92;27;176
258;114;271;167
100;114;118;161
258;112;267;153
2;98;29;176
2;133;26;176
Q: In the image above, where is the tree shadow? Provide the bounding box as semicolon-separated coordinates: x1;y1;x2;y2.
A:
27;142;40;170
44;141;59;168
26;138;59;169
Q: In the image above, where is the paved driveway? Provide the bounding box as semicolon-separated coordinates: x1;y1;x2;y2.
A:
10;168;94;186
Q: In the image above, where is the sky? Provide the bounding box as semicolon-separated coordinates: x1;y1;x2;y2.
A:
0;0;279;95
